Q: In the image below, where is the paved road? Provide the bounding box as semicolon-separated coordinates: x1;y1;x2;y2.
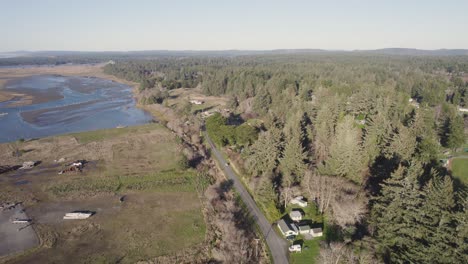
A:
205;132;289;264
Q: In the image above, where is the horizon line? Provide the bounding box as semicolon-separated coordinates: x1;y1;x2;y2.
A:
2;47;468;53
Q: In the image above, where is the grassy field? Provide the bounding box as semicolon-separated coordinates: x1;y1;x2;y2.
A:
290;238;321;264
0;124;206;263
70;124;157;144
452;157;468;184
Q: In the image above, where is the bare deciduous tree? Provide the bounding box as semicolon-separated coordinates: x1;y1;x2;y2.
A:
303;171;367;227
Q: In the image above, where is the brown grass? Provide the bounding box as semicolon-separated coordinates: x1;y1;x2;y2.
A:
0;124;206;263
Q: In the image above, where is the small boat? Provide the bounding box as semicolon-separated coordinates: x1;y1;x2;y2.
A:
0;112;7;117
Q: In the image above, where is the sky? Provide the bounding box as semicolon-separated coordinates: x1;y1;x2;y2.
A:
1;0;468;52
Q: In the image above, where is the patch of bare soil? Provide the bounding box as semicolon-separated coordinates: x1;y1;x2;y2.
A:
0;205;39;257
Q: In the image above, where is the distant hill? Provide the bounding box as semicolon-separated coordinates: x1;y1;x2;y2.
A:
359;48;468;56
1;48;468;59
1;48;467;66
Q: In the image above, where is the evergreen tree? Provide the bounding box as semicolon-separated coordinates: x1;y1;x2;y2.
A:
313;96;342;163
234;124;258;146
245;127;283;176
385;124;417;163
322;115;365;183
279;130;307;181
455;198;468;262
419;175;463;263
253;88;272;115
446;115;465;150
371;163;426;263
363;112;393;163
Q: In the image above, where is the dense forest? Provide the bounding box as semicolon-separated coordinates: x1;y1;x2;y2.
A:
105;54;467;263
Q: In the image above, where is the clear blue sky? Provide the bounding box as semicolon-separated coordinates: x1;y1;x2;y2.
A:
1;0;467;51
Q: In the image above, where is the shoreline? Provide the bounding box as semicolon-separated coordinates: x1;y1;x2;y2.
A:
0;66;152;143
0;63;140;106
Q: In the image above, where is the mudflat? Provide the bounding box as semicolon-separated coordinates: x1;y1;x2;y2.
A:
0;75;152;142
0;64;138;105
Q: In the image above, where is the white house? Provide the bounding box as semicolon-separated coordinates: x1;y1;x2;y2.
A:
291;196;308;207
277;219;299;237
289;210;303;222
289;244;302;253
311;227;323;237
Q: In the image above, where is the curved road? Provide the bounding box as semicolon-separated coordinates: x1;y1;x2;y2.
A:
205;132;289;264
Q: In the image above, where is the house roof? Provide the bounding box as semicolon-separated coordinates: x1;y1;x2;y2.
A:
312;227;323;233
278;219;290;232
298;225;311;231
278;219;298;233
290;210;302;218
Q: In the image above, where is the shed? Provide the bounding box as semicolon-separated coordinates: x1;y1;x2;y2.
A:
291;196;308;207
289;210;303;221
298;224;311;235
311;227;323;237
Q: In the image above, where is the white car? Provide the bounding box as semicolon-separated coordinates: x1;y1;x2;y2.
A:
289;244;302;253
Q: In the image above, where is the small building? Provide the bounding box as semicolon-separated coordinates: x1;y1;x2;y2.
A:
19;161;35;170
289;210;303;222
201;111;215;119
459;107;468;112
311;227;323;237
277;219;299;237
63;212;93;220
291;196;308;207
289;244;302;253
190;100;204;105
440;159;449;168
298;224;311;235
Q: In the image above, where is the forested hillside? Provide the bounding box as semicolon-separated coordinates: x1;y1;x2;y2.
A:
104;54;468;263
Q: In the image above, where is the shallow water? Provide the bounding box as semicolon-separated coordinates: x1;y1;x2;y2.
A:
0;75;152;142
